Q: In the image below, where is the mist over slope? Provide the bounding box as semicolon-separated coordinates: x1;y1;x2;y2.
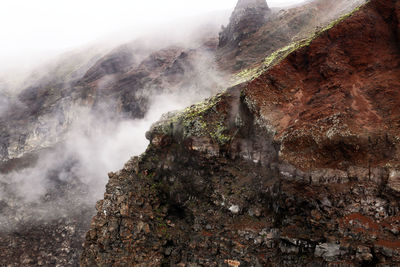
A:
0;21;228;223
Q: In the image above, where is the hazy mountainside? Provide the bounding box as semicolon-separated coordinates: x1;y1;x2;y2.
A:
0;0;379;266
81;0;400;266
217;0;367;71
0;39;221;163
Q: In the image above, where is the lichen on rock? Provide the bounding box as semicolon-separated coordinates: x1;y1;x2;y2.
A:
147;92;234;148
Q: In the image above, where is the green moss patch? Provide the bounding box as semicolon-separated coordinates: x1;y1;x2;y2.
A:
150;93;232;145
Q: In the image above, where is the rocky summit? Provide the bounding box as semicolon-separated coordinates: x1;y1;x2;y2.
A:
218;0;271;49
81;0;400;266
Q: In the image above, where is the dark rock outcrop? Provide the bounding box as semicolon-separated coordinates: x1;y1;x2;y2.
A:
218;0;271;49
81;0;400;266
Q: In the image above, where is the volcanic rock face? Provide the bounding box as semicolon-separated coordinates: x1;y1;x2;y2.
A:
81;0;400;266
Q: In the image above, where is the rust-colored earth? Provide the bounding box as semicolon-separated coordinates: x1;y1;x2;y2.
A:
245;0;400;170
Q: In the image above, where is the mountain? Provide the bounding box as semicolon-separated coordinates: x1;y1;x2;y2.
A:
0;0;379;266
81;0;400;265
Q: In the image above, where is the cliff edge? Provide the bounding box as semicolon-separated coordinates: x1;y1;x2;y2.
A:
81;0;400;266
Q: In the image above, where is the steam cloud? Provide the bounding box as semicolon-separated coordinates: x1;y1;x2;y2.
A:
0;27;228;231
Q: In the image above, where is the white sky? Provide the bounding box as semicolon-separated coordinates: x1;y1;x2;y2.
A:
0;0;305;73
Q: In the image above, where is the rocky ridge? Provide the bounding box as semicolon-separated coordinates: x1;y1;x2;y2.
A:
81;0;400;266
217;0;367;71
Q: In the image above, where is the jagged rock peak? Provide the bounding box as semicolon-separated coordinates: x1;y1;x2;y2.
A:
234;0;269;10
218;0;271;48
230;0;270;24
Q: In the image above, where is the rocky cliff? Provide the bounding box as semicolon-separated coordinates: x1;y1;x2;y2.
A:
81;0;400;266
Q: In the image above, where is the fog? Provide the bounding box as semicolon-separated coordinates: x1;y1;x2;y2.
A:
0;92;212;228
0;0;306;75
0;0;308;96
